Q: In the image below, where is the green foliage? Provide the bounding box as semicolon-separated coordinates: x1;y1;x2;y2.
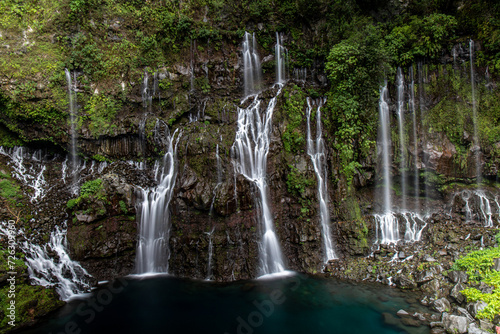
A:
92;154;107;162
80;179;104;199
386;14;457;66
281;86;306;153
0;178;21;203
84;94;121;137
119;200;128;214
67;198;79;210
325;23;384;184
286;165;315;218
286;165;314;196
452;247;500;281
452;246;500;320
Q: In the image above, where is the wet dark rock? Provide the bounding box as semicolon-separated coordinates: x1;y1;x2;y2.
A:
466;301;487;318
479;320;494;331
394;275;417;289
430;329;446;334
416;270;435;283
468;323;491;334
457;307;474;322
433;298;451;313
448;270;468;284
450;283;466;303
442;313;468;334
401;317;422;327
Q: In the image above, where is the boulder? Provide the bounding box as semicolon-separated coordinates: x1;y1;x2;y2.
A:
479;320;494;331
442;313;468;334
467;301;487;318
434;298;451;313
416;270;435;283
394;275;417;289
450;283;466;303
457;307;474;322
468;323;491;334
396;309;409;317
448;271;468;284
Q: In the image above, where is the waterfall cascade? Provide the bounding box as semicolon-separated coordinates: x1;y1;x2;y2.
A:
396;68;407;211
451;190;498;227
64;69;79;194
135;126;180;274
232;85;285;275
470;40;481;185
205;227;215;280
242;32;262;96
275;32;287;84
375;81;426;244
232;32;286;275
0;146;47;203
0;221;91;301
379;83;392;214
409;66;420;212
417;62;430;212
306;98;336;262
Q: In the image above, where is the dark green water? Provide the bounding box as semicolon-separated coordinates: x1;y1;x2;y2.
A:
19;273;430;334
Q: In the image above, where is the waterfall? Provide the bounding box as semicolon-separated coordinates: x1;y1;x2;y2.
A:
306;98;336;262
0;147;47;203
216;143;222;184
417;62;430;212
242;32;262;96
275;32;287;84
0;221;91;301
470;40;481;184
205;227;215;280
232;84;285;275
375;84;400;244
452;190;498;226
65;69;79;194
403;212;427;242
135;127;180;274
477;191;494;227
409;66;420;212
293;67;307;83
396;68;407;211
374;213;400;244
378;83;392;214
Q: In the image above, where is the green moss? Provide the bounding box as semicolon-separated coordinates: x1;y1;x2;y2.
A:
281;86;306;153
0;178;22;203
0;284;64;330
286;165;315;218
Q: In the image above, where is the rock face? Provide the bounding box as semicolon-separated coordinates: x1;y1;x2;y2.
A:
442;313;469;334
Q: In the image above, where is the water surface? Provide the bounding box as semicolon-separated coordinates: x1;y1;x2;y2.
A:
20;274;430;334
